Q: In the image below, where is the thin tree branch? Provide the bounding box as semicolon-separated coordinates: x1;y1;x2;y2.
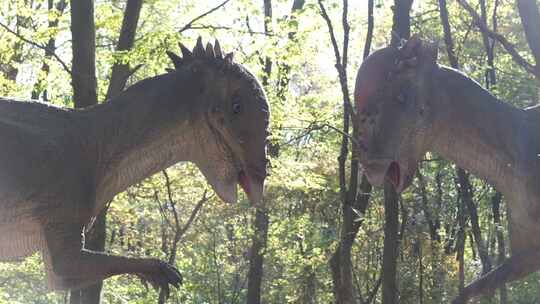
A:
176;191;209;241
105;0;143;99
341;0;349;69
281;121;358;146
318;1;342;70
178;0;232;33
0;21;71;74
457;0;538;78
318;0;352;203
159;169;209;303
189;24;275;36
363;0;374;59
438;0;459;68
162;170;181;231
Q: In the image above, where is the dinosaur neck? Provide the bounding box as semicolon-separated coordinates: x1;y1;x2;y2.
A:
87;73;202;206
429;67;527;195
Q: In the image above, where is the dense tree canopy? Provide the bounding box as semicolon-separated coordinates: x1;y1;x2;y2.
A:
0;0;539;303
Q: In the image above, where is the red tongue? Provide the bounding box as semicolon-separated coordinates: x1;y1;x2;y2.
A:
238;171;251;196
387;162;400;189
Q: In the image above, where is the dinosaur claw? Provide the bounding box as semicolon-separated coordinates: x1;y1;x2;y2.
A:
139;276;150;292
138;259;183;297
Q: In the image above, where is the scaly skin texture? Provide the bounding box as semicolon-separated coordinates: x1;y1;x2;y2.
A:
355;35;540;303
0;38;269;296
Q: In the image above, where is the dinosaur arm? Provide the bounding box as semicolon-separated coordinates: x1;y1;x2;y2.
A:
452;249;540;304
452;216;540;304
43;223;182;295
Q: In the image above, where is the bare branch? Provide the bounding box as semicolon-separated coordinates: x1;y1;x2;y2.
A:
0;21;71;74
457;0;538;78
155;190;173;229
162;170;181;231
127;63;143;79
162;169;210;243
189;24;274;36
178;0;232;33
317;1;342;69
438;0;459;68
105;0;143;99
341;0;349;68
176;191;209;241
159;169;209;303
363;0;374;59
318;0;353;203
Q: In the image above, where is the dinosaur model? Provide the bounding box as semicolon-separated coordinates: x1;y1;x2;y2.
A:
0;38;269;297
354;35;540;303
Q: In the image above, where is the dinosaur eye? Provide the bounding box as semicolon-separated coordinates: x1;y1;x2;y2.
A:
232;95;242;114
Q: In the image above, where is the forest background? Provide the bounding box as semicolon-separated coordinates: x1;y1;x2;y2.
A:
0;0;539;303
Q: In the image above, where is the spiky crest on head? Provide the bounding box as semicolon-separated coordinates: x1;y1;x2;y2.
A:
166;36;235;71
165;36;267;112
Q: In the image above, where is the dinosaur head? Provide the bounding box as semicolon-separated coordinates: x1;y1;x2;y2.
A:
166;38;269;205
354;35;438;192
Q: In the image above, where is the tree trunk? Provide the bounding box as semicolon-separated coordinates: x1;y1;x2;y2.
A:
245;2;273;303
479;1;507;298
246;208;269;304
381;182;400;304
391;0;413;44
439;0;493;283
69;1;142;303
457;201;466;294
70;0;97;108
438;0;459;68
105;0;143;100
363;0;374;59
380;1;413;303
246;1;306;302
457;169;492;274
330;176;372;304
69;0;98;302
70;210;106;304
491;192;508;304
438;8;467;292
318;1;374;302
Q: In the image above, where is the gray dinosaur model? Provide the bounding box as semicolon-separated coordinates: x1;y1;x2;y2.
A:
0;38;269;296
355;35;540;303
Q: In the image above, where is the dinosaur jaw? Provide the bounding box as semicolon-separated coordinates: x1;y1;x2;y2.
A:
384;160;416;193
362;159;414;193
238;170;264;205
213;180;238;204
362;159;393;187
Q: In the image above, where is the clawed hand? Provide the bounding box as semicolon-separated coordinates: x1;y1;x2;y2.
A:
138;260;183;299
